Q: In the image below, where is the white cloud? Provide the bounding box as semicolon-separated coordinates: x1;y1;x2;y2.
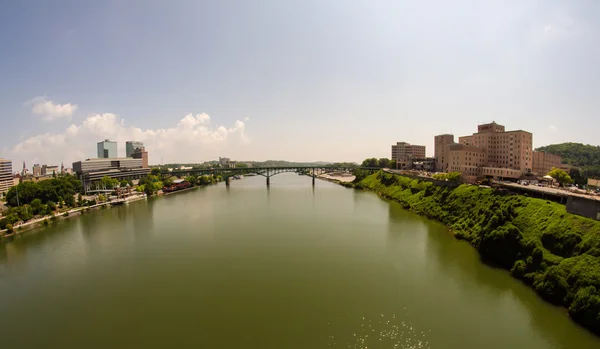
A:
543;25;552;32
548;124;557;131
28;96;78;121
4;112;250;167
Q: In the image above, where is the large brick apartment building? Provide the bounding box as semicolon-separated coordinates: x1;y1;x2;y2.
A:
435;122;534;182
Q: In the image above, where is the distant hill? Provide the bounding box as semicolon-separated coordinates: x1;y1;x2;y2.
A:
536;142;600;181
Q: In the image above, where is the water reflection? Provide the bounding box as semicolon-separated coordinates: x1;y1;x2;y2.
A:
132;198;155;240
387;203;600;348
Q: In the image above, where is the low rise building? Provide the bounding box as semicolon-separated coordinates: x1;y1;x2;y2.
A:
532;151;562;176
391;142;426;169
73;158;151;192
0;158;14;196
41;165;59;176
219;157;236;168
409;157;437;172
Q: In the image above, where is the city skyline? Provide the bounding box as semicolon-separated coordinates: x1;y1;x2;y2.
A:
2;1;600;167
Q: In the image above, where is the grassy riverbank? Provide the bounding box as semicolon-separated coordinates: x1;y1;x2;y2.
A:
355;171;600;334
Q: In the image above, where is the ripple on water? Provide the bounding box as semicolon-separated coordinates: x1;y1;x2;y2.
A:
327;312;430;349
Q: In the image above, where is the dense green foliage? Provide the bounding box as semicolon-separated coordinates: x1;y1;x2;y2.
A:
138;175;164;196
361;158;393;168
547;167;573;186
432;172;462;182
536;143;600;181
357;171;600;333
5;175;82;207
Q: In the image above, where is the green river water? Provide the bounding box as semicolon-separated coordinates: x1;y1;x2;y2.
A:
0;174;598;348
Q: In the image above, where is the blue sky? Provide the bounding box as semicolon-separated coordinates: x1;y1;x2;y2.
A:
1;0;599;168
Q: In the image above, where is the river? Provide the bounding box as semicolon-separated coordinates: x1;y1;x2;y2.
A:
0;173;598;348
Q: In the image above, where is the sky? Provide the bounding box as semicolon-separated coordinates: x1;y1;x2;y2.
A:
1;0;599;169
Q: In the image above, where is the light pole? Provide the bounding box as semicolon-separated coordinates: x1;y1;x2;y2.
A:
15;184;20;206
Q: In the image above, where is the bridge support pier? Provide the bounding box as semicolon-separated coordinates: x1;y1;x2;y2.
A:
226;177;231;186
312;175;315;186
266;177;270;186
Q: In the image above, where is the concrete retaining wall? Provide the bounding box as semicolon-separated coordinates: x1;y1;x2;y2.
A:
566;196;600;221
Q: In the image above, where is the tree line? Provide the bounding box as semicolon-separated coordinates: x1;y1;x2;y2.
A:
536;143;600;184
361;158;394;168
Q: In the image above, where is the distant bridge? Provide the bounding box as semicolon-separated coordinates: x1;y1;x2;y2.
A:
161;166;380;186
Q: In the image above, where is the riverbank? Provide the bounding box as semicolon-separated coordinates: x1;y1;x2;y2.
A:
316;173;356;184
352;171;600;335
0;194;147;238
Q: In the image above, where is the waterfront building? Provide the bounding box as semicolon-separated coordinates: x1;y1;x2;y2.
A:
73;158;151;192
132;147;149;168
434;134;455;172
440;122;533;182
97;139;117;158
126;141;145;158
0;158;13;196
391;142;426;169
532;151;563;176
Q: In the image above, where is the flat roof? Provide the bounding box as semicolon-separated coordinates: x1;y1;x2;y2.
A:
81;157;138;161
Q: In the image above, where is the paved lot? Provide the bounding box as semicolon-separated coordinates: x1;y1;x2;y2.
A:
497;181;600;201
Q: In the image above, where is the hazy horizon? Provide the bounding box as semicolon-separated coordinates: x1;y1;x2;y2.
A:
2;0;599;168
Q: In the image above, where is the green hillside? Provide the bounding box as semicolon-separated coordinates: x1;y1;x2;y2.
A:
356;171;600;334
536;143;600;182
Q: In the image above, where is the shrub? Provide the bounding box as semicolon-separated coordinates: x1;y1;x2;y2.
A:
511;260;527;278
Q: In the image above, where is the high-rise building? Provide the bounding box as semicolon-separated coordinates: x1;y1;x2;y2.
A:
132;147;149;168
434;134;455;172
0;158;14;196
126;141;145;158
442;121;533;182
97;139;117;158
391;142;426;169
532;151;563;176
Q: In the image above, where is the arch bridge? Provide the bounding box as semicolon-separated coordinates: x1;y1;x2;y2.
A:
162;166;379;186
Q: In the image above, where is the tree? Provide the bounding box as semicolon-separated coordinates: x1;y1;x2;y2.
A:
446;172;462;182
47;201;57;212
150;168;161;176
547;167;573;187
236;163;248;169
30;198;44;215
64;195;76;208
378;158;392;168
163;177;174;187
185;175;198;186
100;176;118;190
361;158;379;168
